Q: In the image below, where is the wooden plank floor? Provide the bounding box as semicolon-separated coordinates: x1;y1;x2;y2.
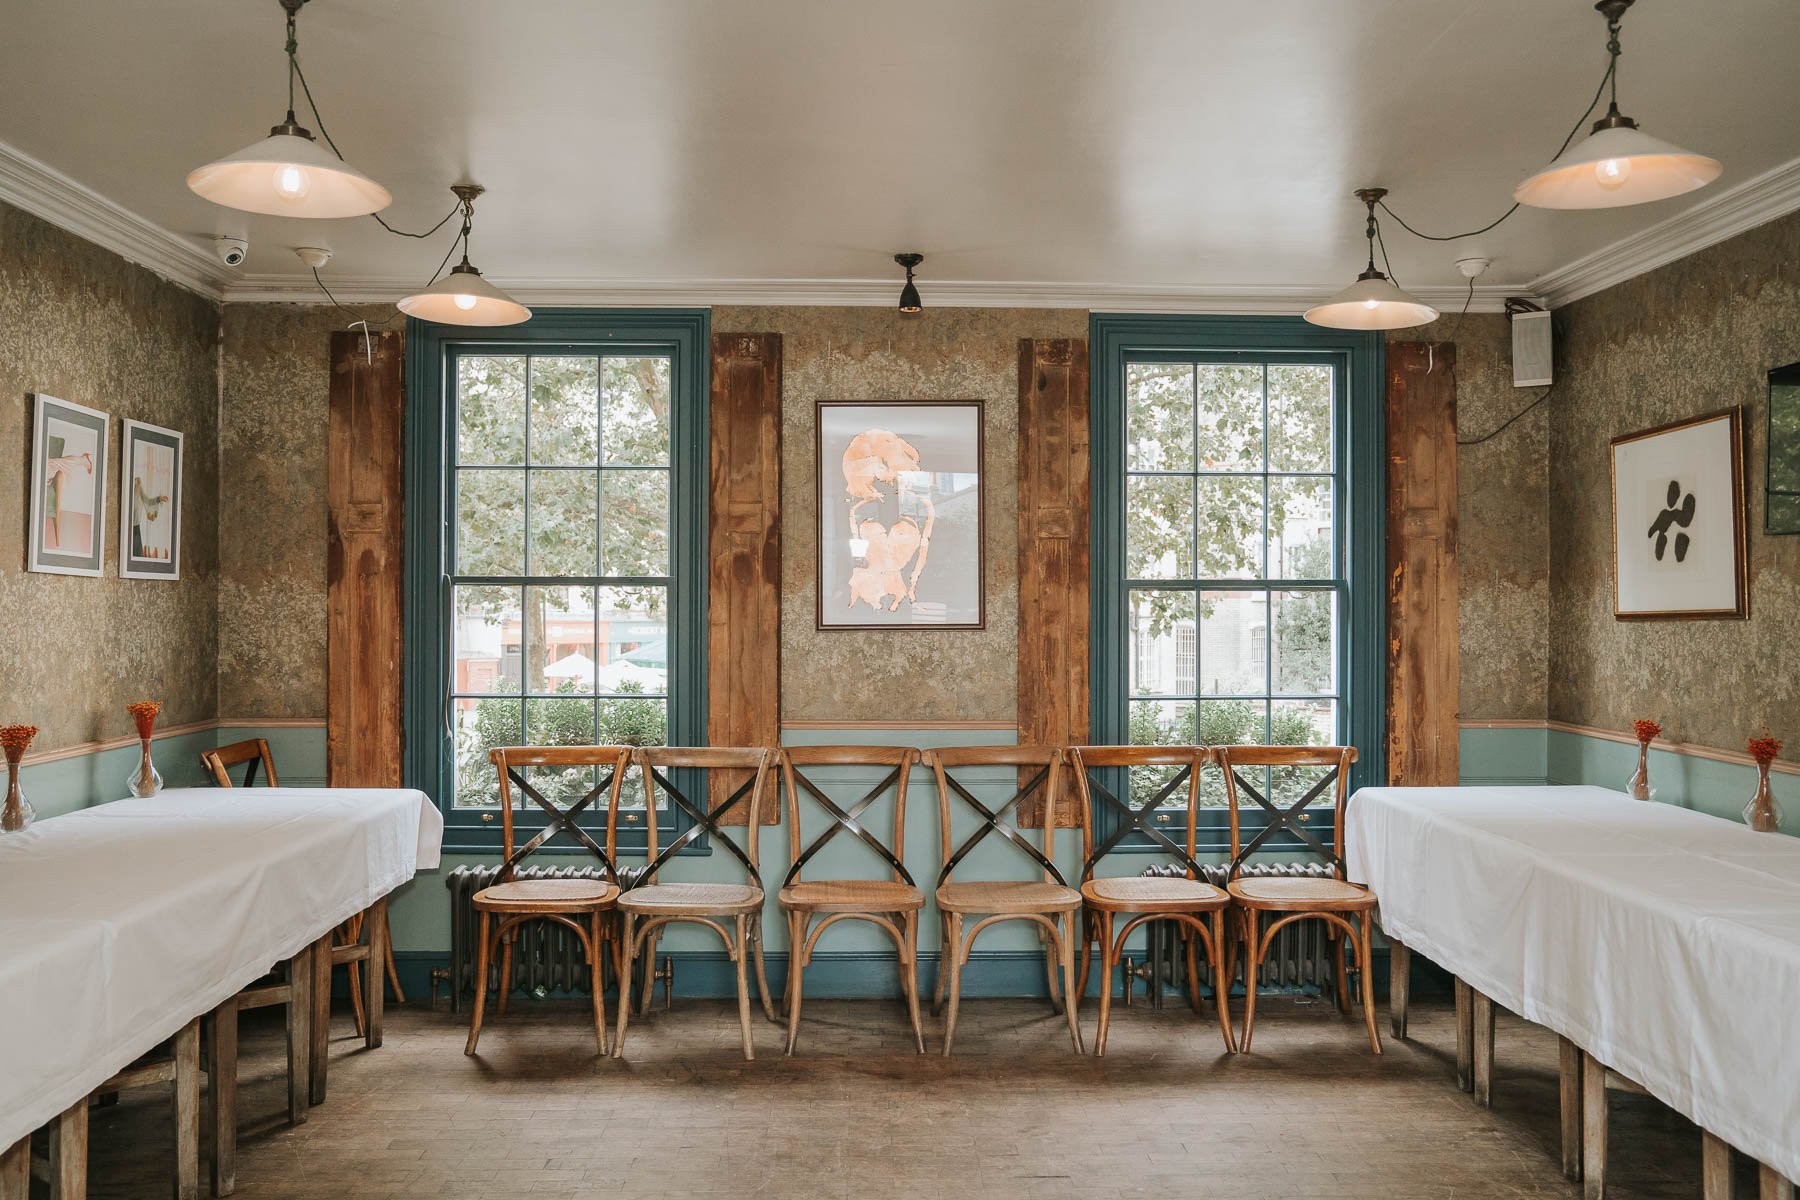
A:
78;996;1735;1199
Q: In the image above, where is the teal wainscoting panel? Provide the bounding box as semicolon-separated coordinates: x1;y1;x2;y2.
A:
1457;725;1549;785
1547;727;1799;830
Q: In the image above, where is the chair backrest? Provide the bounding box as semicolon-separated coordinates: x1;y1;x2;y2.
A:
1216;744;1358;879
489;745;635;882
200;738;278;788
636;747;774;887
1069;745;1210;884
925;746;1067;890
779;746;917;890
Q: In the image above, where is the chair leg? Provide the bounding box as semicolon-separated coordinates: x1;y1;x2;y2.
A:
941;913;965;1057
1184;922;1203;1015
900;910;926;1054
733;915;755;1062
208;998;239;1197
751;915;777;1023
346;958;366;1040
381;908;405;1004
612;912;637;1059
1241;911;1265;1053
639;927;659;1015
1330;922;1351;1014
1208;910;1237;1053
1094;910;1117;1057
930;912;950;1016
496;929;515;1018
1076;912;1093;1007
589;911;609;1057
1039;921;1063;1015
1358;912;1382;1055
464;910;492;1056
784;911;807;1056
1060;911;1083;1054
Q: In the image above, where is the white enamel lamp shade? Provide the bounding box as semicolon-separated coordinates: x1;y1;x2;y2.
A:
396;263;532;326
187;126;391;219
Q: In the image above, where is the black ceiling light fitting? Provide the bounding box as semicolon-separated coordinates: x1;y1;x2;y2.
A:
895;252;924;314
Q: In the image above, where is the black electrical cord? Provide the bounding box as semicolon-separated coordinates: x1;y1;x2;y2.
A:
1457;385;1554;446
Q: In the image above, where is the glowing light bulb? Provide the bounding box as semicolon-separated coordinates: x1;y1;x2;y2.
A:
273;163;311;203
1362;298;1381;310
453;293;478;311
1595;157;1631;191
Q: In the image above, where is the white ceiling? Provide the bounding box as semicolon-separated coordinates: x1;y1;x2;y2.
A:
1;0;1796;307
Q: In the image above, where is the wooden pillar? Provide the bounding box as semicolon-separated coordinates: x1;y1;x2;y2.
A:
707;333;782;822
327;329;405;788
1385;342;1459;786
1016;337;1090;826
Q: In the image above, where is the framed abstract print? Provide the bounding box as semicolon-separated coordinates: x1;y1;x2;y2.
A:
1610;407;1747;620
816;401;985;629
28;394;110;577
119;419;183;580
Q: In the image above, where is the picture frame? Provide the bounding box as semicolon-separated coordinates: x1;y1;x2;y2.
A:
119;419;183;580
1609;406;1747;620
815;400;986;630
1765;361;1800;534
27;394;110;577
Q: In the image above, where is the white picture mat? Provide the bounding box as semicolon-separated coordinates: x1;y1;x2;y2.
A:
27;393;110;577
1612;412;1742;615
119;419;184;580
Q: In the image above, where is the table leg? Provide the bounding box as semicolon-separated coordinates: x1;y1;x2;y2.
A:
283;947;311;1123
1453;976;1473;1093
364;896;387;1050
209;998;239;1196
1471;989;1495;1108
0;1135;28;1200
1582;1050;1607;1200
1388;937;1410;1039
308;934;332;1107
1559;1036;1583;1181
1762;1163;1796;1200
1701;1132;1732;1200
49;1097;86;1200
173;1018;200;1200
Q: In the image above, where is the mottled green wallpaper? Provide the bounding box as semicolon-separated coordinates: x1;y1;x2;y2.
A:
1549;210;1800;750
0;200;220;751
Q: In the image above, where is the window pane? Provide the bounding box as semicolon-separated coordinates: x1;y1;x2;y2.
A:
597;586;668;696
1269;475;1333;579
1199;590;1268;696
1273;590;1336;695
1126;363;1194;472
1199;698;1269;747
453;585;520;696
1125;697;1192;810
1129;589;1195;697
527;469;598;577
1268;364;1333;472
523;696;598;808
529;356;599;466
453;696;518;809
1272;698;1335;746
603;357;672;466
457;356;526;465
598;693;666;748
1196;476;1263;578
602;470;670;576
1195;364;1264;471
1126;476;1193;579
456;469;524;575
522;585;596;695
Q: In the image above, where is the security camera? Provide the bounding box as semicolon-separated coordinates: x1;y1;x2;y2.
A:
214;236;248;267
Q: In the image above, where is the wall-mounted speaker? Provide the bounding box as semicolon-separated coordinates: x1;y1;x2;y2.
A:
1512;309;1553;388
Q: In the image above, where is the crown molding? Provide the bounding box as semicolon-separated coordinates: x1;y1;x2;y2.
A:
1530;154;1800;308
221;272;1528;314
0;138;231;299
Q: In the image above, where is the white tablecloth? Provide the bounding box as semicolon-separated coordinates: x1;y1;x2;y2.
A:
1346;785;1800;1181
0;788;442;1150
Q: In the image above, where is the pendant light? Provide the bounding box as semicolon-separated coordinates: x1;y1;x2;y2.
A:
1304;189;1439;331
1514;0;1720;210
895;253;924;314
186;0;391;219
397;185;531;326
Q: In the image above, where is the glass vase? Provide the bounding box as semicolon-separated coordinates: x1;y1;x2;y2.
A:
2;759;32;833
127;737;163;798
1744;761;1781;833
1626;743;1655;801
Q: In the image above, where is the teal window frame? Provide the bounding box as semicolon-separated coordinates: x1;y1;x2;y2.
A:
1088;314;1385;854
403;309;710;854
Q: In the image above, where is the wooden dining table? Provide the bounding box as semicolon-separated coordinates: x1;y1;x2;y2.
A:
1346;784;1800;1197
0;787;442;1197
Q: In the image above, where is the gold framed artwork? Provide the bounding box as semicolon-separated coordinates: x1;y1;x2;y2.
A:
815;401;986;630
1609;406;1747;620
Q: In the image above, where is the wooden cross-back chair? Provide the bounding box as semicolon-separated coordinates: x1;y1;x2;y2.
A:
1070;746;1236;1056
198;737;386;1134
1217;744;1379;1054
925;746;1083;1056
613;747;776;1061
464;745;634;1056
777;746;925;1055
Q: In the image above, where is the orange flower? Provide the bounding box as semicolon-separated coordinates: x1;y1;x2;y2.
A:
126;701;162;739
1747;734;1783;767
0;724;39;764
1632;719;1662;745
